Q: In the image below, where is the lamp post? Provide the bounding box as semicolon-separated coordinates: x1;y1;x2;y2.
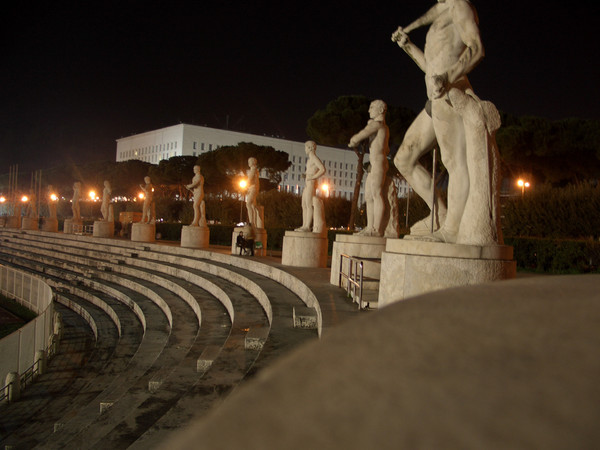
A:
517;179;530;197
239;179;247;223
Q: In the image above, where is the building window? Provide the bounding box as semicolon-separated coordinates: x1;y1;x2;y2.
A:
193;142;197;150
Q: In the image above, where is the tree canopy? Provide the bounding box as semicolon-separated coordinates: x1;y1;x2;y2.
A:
497;114;600;185
196;142;291;195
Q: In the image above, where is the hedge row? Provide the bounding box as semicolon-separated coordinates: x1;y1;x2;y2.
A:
505;237;600;274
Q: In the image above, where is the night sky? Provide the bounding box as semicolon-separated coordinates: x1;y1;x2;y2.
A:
1;0;597;176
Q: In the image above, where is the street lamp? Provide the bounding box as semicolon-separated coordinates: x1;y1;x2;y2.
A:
517;179;530;196
238;179;248;222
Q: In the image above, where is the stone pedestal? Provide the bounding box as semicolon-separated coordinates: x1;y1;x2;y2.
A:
378;239;516;308
282;231;328;268
41;218;59;232
330;234;387;285
21;217;39;230
4;216;21;228
63;219;83;234
231;227;267;256
181;225;209;249
93;220;114;238
131;222;156;242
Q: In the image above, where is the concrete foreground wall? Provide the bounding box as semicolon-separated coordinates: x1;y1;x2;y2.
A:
0;265;54;386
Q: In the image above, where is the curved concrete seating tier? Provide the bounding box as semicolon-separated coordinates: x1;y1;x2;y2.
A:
0;228;327;448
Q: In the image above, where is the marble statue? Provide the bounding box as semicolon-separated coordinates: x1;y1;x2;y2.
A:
349;100;390;237
47;185;57;220
101;180;112;221
245;157;260;227
72;182;81;221
186;165;207;227
391;0;502;245
295;141;326;234
140;176;155;224
27;189;37;218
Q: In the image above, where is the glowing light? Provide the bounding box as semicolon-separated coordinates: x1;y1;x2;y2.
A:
321;183;329;193
138;192;145;200
89;190;96;200
517;179;530;196
239;179;247;189
50;194;58;202
0;196;5;203
21;195;29;203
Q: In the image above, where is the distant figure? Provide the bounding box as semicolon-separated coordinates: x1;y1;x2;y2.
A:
72;182;82;221
245;157;260;227
236;230;246;255
101;180;112;221
242;222;255;256
186;165;207;227
47;185;57;220
295;141;326;234
140;176;155;223
349;99;390;237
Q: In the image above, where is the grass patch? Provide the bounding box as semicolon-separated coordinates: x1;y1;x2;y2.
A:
0;294;37;339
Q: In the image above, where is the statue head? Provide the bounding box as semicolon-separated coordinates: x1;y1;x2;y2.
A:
305;141;317;155
144;176;151;184
193;165;201;174
369;99;387;119
104;180;111;188
248;157;257;168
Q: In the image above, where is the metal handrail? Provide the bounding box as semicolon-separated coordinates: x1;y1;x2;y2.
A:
338;253;365;310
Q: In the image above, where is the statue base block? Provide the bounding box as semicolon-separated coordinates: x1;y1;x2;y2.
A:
4;216;21;228
282;231;328;268
21;217;39;231
181;225;209;248
93;220;114;238
330;234;386;285
41;218;58;232
231;227;268;256
378;239;516;308
63;219;83;234
131;222;156;242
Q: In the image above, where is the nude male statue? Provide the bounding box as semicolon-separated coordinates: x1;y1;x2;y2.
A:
47;185;57;220
140;176;155;223
245;157;260;227
186;165;207;227
72;182;82;221
101;180;112;221
349;99;390;237
295;141;326;233
391;0;486;243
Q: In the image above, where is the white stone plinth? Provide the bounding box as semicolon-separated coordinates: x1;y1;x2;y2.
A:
131;222;156;242
282;231;328;268
181;225;209;248
231;227;268;256
21;217;39;230
378;239;516;308
330;234;387;285
41;218;58;232
93;220;114;238
63;219;83;234
4;216;21;228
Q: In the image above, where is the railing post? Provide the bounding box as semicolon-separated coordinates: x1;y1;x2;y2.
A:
35;350;47;376
5;372;20;403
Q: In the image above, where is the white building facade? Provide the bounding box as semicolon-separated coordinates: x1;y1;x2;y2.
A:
115;124;410;202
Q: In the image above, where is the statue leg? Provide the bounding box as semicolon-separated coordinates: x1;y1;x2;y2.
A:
394;109;446;234
431;98;469;243
200;200;207;227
